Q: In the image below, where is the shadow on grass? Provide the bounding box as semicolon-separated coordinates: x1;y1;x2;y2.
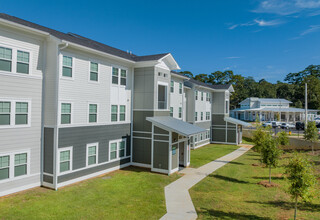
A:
228;161;245;165
198;208;271;220
246;201;320;212
209;174;249;184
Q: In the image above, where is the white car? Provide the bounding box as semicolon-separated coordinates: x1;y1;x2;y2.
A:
314;117;320;124
263;121;273;127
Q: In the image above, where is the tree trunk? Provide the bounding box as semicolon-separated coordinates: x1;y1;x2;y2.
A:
269;166;271;184
294;196;298;220
312;143;314;155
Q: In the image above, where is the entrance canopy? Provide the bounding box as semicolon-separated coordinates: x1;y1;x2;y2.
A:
224;117;251;127
146;116;206;136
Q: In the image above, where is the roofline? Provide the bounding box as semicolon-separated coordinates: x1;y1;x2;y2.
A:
160;53;180;70
171;72;189;80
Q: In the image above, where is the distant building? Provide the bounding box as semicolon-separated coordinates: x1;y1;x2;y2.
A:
230;97;318;122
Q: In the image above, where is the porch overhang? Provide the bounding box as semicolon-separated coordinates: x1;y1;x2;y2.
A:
224;117;251;127
146;116;206;136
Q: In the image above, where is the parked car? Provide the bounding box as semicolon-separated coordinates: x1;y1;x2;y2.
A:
272;121;278;128
296;122;305;130
262;121;272;127
280;123;295;129
318;128;320;139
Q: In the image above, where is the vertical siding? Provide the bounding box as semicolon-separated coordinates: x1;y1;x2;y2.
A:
169;76;184;119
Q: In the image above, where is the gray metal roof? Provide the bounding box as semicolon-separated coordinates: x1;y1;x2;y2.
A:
232;107;319;113
259;98;292;104
146;116;206;136
0;13;169;62
224;117;251;127
187;78;232;90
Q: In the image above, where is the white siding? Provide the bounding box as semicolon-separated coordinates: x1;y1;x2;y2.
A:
58;48;132;126
169;77;184;119
194;88;212;122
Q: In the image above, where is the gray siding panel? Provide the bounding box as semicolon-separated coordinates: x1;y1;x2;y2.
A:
227;129;237;143
58;158;130;183
132;138;151;164
153;141;168;170
212;128;226;143
43;174;53;184
58;124;131;170
212;114;225;126
195;121;211;129
44;128;54;174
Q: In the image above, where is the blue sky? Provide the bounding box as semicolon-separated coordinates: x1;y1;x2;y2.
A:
2;0;320;82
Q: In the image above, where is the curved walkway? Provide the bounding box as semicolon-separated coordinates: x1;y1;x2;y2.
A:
160;144;253;220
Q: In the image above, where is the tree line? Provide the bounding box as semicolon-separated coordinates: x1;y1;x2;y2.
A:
179;65;320;110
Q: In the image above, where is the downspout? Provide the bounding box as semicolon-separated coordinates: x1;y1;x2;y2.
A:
59;42;69;50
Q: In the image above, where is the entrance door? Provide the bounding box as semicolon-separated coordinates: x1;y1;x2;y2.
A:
179;142;184;166
238;125;242;144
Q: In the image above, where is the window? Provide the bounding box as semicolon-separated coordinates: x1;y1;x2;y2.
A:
59;149;71;173
170;80;174;93
0;155;9;180
0;102;10;125
109;139;126;161
112;67;119;84
194;135;198;143
201;92;203;101
62;56;72;77
0;47;12;72
206;112;210;120
179;83;182;94
195;112;198;121
200;133;203;141
119;140;125;157
195;91;198;100
179;107;182;118
16;50;30;74
61;103;71;124
14;153;27;177
163;73;167;78
158;72;162;76
90;62;98;81
158;85;167;109
170;107;173;117
89;104;97;123
226;101;229;114
111;105;118;122
87;144;97;166
120;69;126;86
15;102;28;125
110;142;117;160
201;112;203;121
120;105;125;121
207;93;211;102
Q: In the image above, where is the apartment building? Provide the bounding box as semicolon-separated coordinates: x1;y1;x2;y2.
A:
0;13;248;196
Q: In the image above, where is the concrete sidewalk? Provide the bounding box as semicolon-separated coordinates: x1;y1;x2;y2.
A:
160;145;252;220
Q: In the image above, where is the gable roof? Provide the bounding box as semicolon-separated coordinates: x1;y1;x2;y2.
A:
0;13;170;63
186;78;233;91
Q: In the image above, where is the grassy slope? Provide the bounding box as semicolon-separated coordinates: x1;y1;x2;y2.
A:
0;167;180;220
190;144;240;168
190;150;320;220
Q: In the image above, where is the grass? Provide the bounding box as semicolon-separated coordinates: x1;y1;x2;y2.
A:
190;149;320;220
190;144;240;168
242;136;254;145
0;167;181;220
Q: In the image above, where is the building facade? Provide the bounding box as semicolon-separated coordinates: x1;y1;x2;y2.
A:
231;97;318;122
0;13;248;196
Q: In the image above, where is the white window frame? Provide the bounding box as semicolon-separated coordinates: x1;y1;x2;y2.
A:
60;54;74;80
201;92;204;101
201;112;203;121
16;50;30;74
111;66;128;87
59;102;73;126
0;43;33;77
57;146;73;175
109;139;126;162
195;112;198;121
157;81;168;110
179;83;183;94
0;149;30;183
195;90;198;100
170;80;174;93
170;107;173;117
179;107;182;118
88;103;98;123
86;143;99;167
88;61;99;83
0;98;31;129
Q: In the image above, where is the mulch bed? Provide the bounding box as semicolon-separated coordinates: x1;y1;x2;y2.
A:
258;180;280;188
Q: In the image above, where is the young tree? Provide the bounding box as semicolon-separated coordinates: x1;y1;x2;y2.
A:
252;126;270;153
304;121;318;154
255;115;260;124
278;131;289;146
261;137;282;183
285;153;317;220
276;113;280;122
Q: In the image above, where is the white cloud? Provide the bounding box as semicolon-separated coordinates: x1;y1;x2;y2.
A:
226;57;241;59
228;19;282;30
254;0;320;15
301;24;320;35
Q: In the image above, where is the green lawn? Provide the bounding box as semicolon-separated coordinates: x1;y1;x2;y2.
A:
0;167;181;220
190;150;320;220
242;136;254;145
190;144;240;168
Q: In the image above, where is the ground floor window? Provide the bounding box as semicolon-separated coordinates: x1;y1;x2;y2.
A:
109;139;126;161
87;143;98;166
0;151;29;181
58;147;72;173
